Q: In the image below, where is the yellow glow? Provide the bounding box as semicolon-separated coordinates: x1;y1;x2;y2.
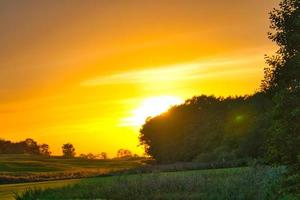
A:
123;96;183;126
0;1;279;156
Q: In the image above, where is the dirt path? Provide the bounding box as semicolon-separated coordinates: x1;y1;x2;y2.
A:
0;179;81;200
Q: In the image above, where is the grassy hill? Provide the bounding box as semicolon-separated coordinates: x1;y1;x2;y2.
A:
0;154;145;184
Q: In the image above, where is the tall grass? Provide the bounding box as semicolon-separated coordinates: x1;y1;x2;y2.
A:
15;166;285;200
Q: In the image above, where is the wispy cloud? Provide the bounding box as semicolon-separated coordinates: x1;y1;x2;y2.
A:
81;56;262;87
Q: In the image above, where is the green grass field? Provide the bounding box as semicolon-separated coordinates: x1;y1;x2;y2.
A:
0;154;144;173
0;179;81;200
0;154;145;184
0;154;146;199
13;167;286;200
0;155;288;200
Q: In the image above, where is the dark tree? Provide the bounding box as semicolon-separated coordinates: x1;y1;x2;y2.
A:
117;149;132;158
262;0;300;166
24;138;40;154
139;94;271;163
0;139;12;154
86;153;96;159
62;143;76;158
39;144;51;156
0;138;50;155
99;152;108;159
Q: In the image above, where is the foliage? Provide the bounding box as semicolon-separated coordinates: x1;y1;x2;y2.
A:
116;149;133;158
140;93;272;163
0;138;50;156
79;153;97;159
39;144;51;157
99;152;108;159
262;0;300;167
62;143;76;158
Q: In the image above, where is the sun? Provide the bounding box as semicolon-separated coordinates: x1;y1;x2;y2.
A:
124;96;183;127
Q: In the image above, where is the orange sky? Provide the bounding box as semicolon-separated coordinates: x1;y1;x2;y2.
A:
0;0;279;156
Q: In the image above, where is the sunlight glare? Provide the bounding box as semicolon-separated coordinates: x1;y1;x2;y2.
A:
123;96;183;127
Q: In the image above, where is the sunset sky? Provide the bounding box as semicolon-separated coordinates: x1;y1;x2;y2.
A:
0;0;279;156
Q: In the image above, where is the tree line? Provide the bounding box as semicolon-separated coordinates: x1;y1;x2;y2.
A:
140;94;272;164
0;138;51;156
0;138;135;159
139;0;299;169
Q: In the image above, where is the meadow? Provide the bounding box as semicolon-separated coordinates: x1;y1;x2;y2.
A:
0;179;80;200
14;166;286;200
0;154;289;200
0;154;145;184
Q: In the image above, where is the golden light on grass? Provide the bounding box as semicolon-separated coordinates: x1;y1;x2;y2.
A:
123;96;183;127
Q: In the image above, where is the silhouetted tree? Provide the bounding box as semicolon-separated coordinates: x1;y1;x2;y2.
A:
79;153;97;159
39;144;51;156
99;152;107;159
117;149;132;158
262;0;300;166
86;153;96;159
79;154;88;159
261;1;300;196
0;139;12;154
139;94;271;163
0;138;51;155
24;138;40;154
62;143;76;158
